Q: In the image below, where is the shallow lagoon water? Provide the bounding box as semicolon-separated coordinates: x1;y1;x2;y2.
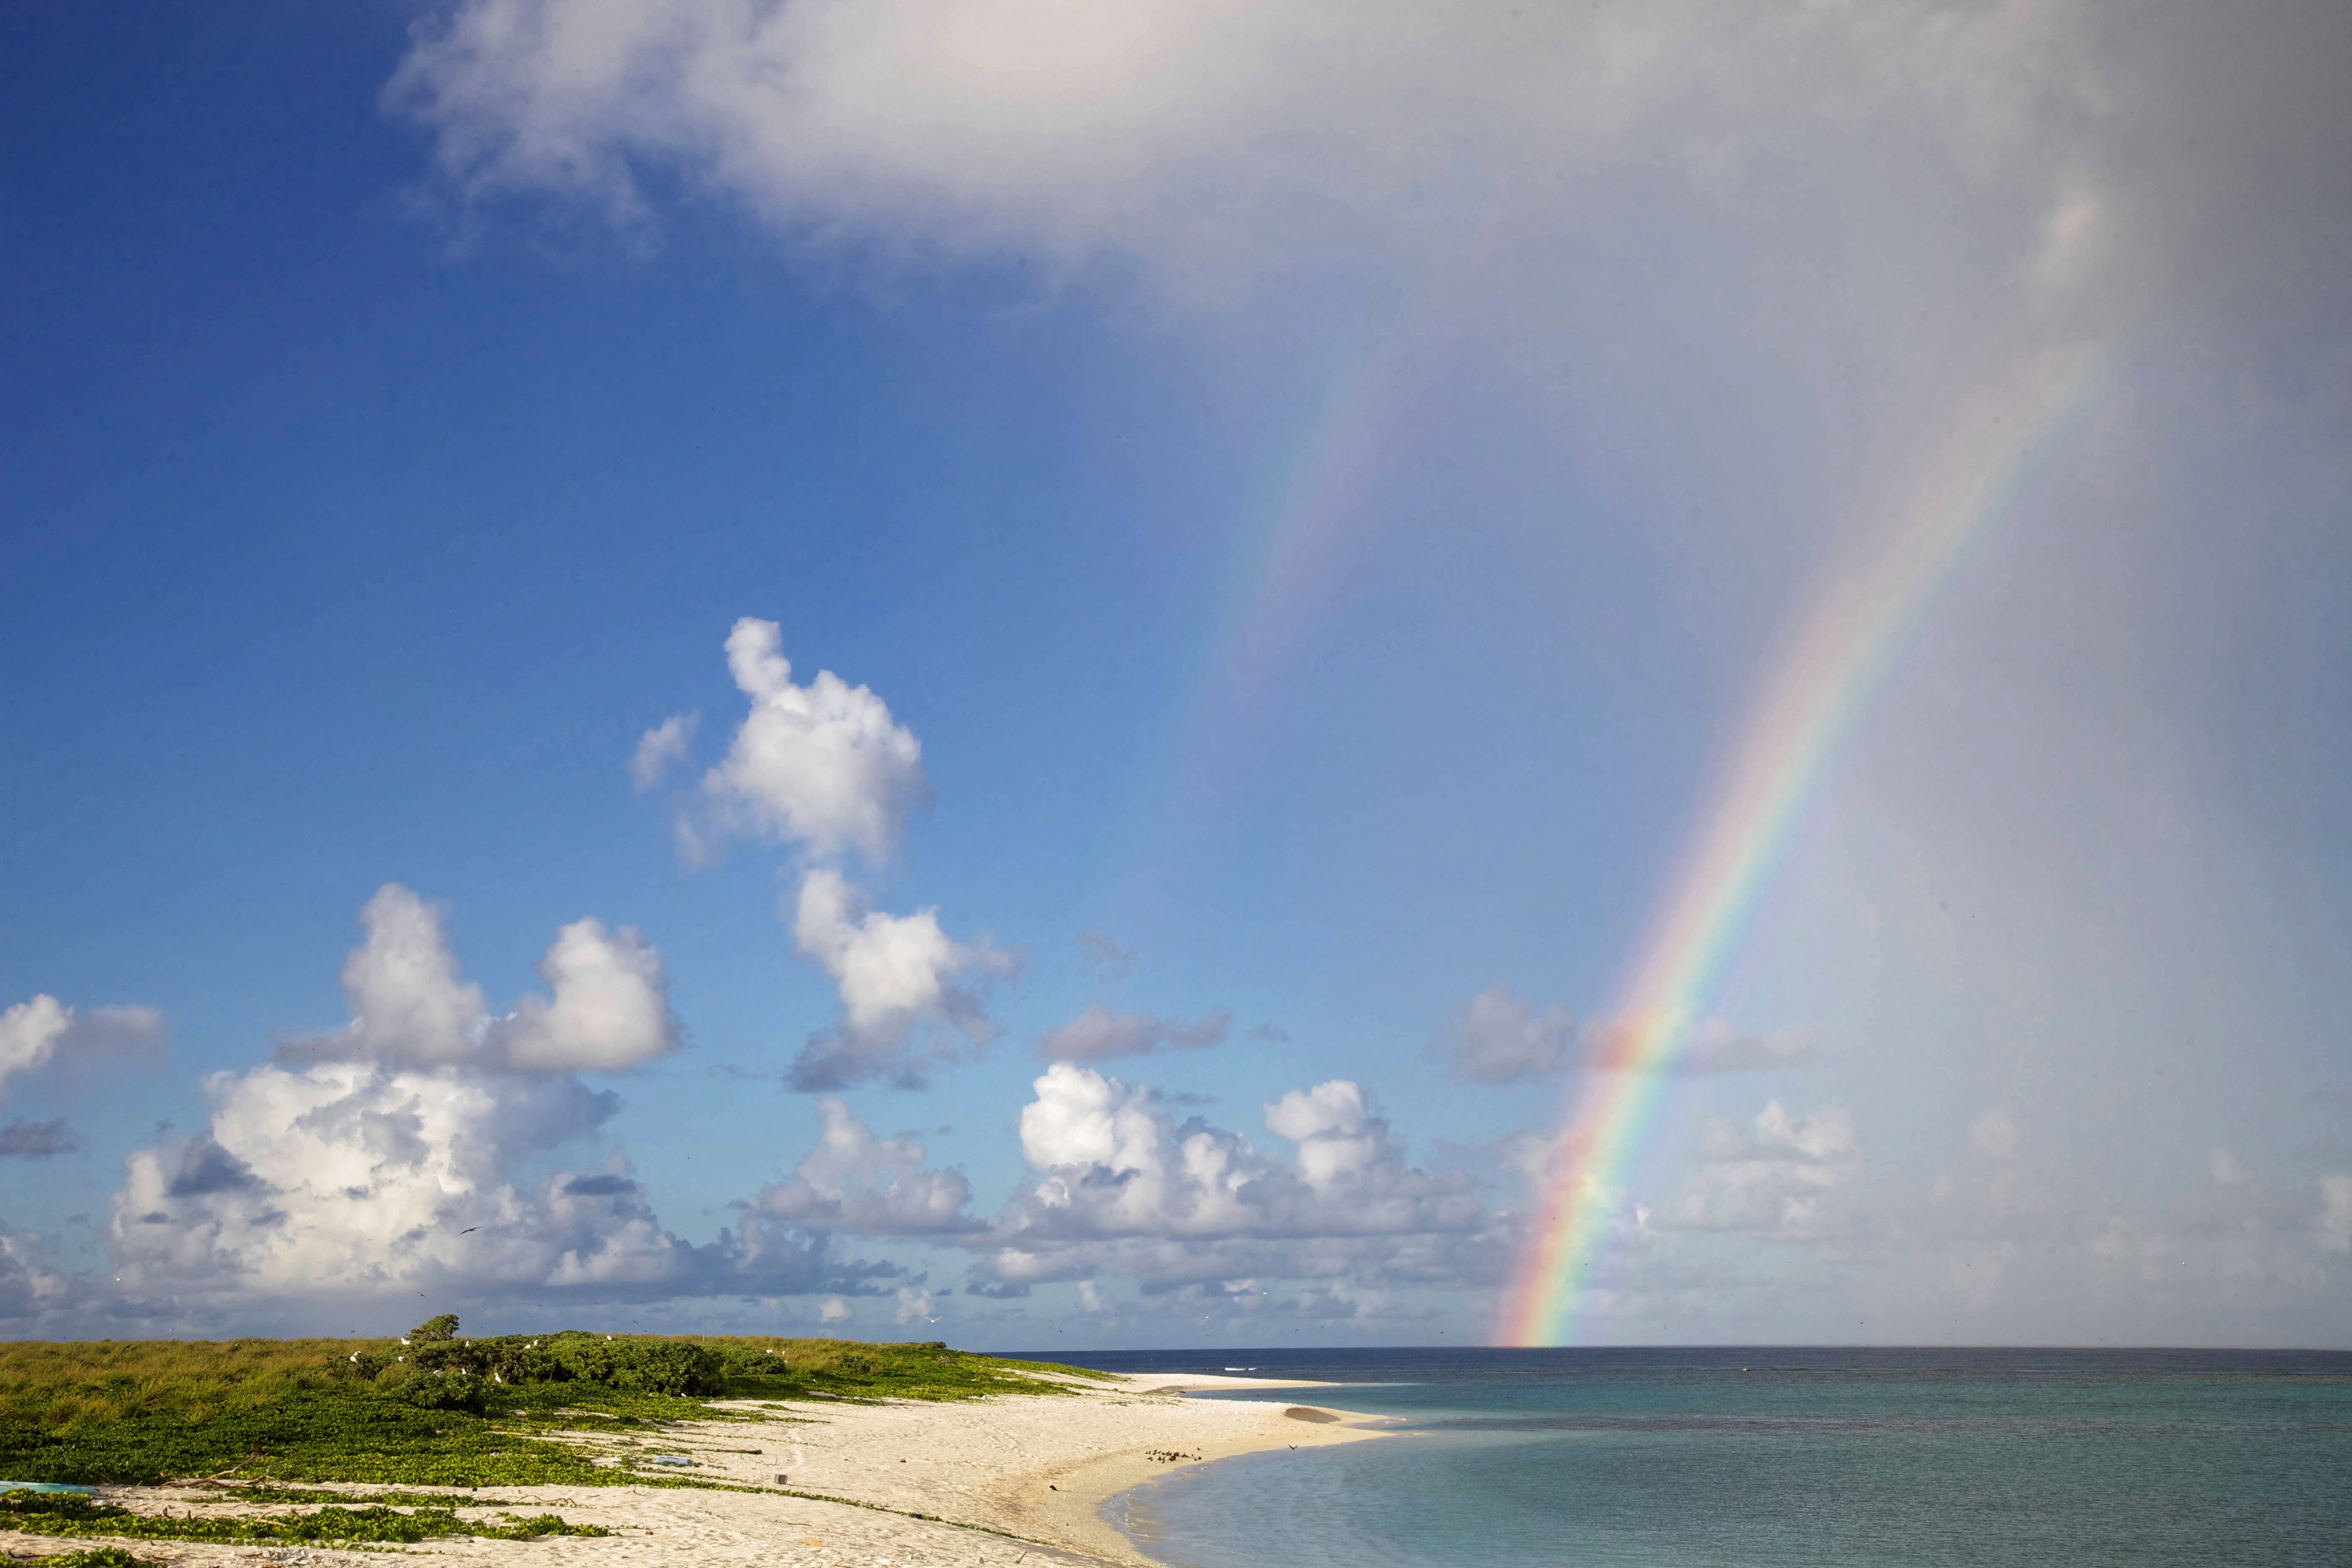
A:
1056;1348;2352;1568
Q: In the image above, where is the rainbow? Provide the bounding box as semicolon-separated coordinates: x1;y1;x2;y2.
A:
1498;343;2108;1346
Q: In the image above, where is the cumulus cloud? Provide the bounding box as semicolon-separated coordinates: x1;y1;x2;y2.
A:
787;868;1013;1090
747;1098;977;1234
1037;1003;1227;1063
282;884;678;1075
630;710;699;790
0;1119;79;1159
0;995;168;1099
110;1060;638;1295
498;917;680;1073
103;1056;895;1308
684;618;928;865
975;1063;1493;1292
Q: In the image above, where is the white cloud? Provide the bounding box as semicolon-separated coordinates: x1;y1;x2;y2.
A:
386;0;2120;302
0;995;168;1100
286;884;678;1075
1661;1100;1859;1235
497;917;679;1073
629;710;699;790
819;1295;852;1323
107;1059;650;1295
1037;1003;1227;1062
327;885;485;1067
979;1063;1493;1292
102;1055;900;1310
787;868;1012;1089
686;618;928;865
893;1285;937;1325
748;1098;976;1234
0;996;70;1091
1752;1100;1857;1162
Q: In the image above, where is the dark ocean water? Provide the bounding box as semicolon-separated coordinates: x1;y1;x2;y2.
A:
1031;1347;2352;1568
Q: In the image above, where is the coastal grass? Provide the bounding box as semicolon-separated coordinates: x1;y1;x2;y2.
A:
0;1329;1108;1488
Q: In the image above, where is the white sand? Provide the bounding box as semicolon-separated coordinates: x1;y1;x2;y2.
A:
3;1374;1383;1568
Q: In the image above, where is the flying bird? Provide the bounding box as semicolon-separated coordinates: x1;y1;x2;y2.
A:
459;1227;477;1234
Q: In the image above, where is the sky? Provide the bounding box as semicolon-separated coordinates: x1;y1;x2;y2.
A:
2;1;2347;1351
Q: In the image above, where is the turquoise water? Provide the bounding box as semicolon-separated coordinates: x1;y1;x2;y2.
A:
1057;1348;2352;1567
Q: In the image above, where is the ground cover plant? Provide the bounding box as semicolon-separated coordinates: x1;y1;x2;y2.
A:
0;1488;604;1546
10;1548;164;1568
0;1321;1105;1488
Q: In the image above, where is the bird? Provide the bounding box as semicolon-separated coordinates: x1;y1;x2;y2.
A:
459;1227;477;1234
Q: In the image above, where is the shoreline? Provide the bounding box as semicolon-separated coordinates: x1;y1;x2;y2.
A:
3;1372;1386;1568
1014;1375;1387;1567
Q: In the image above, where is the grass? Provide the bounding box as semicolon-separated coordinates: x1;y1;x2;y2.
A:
0;1327;1108;1488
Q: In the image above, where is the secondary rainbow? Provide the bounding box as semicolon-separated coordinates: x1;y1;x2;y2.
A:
1498;344;2108;1346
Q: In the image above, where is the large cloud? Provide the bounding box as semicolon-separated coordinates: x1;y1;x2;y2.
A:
382;0;2143;299
745;1098;977;1235
281;884;678;1075
103;1055;896;1310
786;868;1013;1089
109;1061;642;1295
975;1063;1496;1292
682;617;928;865
65;884;914;1320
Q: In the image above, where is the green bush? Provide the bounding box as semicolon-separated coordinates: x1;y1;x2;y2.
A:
536;1333;722;1396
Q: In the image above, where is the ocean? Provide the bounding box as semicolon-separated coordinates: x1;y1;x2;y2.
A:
1042;1347;2352;1568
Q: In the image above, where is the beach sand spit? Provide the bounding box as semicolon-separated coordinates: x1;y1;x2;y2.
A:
2;1373;1380;1568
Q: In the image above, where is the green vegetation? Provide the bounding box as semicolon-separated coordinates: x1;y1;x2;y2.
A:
0;1321;1107;1488
13;1547;166;1568
0;1488;605;1545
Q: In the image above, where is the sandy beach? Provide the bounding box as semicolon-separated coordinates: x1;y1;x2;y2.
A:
3;1374;1383;1568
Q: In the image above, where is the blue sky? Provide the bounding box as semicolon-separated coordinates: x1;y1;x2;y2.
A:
3;2;2347;1349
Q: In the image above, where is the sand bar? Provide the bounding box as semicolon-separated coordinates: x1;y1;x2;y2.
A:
2;1373;1383;1568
